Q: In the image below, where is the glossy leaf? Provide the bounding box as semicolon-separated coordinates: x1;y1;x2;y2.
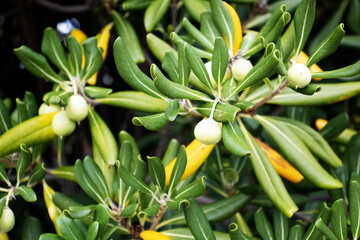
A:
307;24;345;67
86;222;99;240
162;139;179;167
41;27;71;77
212;37;229;87
17;185;37;202
344;133;360;175
95;91;168;113
196;102;240;122
312;60;360;79
200;12;221;43
273;208;288;240
162;228;229;240
0;163;10;185
39;234;64;240
259;5;287;42
175;176;206;200
113;37;166;100
288;223;303;240
83;156;110;199
147;33;178;62
330;198;346;240
24;91;37;119
168;145;187;196
67;36;82;78
239;120;298;217
293;0;316;59
183;18;214;52
22;216;43;240
184;199;216;240
315;218;338;240
119;131;140;165
84;86;112;99
183;0;210;22
82;37;103;82
222;121;250;157
132;113;168;131
119;163;153;195
112;11;144;63
16;98;28;124
49;166;76;182
303;203;331;240
0;99;11;135
349;176;360;240
122;0;152;10
176;37;191;86
16;144;31;185
93;204;109;238
152;64;212;102
229;223;254;240
254;208;274;240
14;46;64;85
162;51;179;82
319;113;349;140
144;0;171;32
148;156;166;190
165;99;179;121
57;215;84;240
88;108;117;165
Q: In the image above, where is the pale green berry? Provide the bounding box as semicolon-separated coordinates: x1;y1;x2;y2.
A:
204;61;218;87
287;63;311;89
231;58;253;82
194;118;222;145
65;95;88;121
52;111;76;137
0;207;15;233
38;103;61;115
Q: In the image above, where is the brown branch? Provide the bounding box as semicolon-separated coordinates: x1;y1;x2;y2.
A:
250;80;288;110
149;204;167;231
33;0;97;13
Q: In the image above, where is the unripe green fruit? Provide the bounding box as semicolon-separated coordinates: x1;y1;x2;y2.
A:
38;103;61;115
52;111;76;137
65;95;88;121
194;118;222;145
231;58;253;82
287;63;311;89
0;207;15;233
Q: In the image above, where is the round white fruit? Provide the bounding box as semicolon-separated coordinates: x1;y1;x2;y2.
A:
52;111;76;137
287;63;311;89
231;58;253;82
204;61;217;87
38;103;61;115
194;118;222;145
65;95;88;121
0;207;15;233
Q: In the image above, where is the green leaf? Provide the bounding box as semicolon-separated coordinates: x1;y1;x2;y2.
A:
148;156;166;190
344;133;360;175
349;176;360;240
209;0;234;53
288;223;303;240
84;86;112;99
17;185;37;202
57;215;85;240
176;38;191;86
74;160;105;203
256;116;342;189
185;44;214;92
222;121;250;157
167;198;190;212
82;37;103;82
22;216;43;240
196;102;240;122
157;193;252;228
184;199;216;240
28;163;47;185
88;108;117;165
319;113;349;140
312;60;360;79
144;0;171;32
315;218;338;240
16;144;31;185
303;203;331;240
24;91;37;119
0;198;5;217
14;46;64;85
95;91;168;113
113;37;166;100
49;166;76;182
165;99;179;121
162;228;230;240
330;198;346;240
0;98;11;135
152;64;212;102
16;98;29;124
273;208;288;240
287;84;321;96
119;164;153;195
200;12;221;43
258;5;287;41
147;33;178;62
229;223;255;240
64;205;95;219
254;207;274;240
183;18;214;52
162;51;179;82
122;0;152;10
347;0;360;34
239;119;298;217
119;131;140;165
39;234;65;240
132;113;168;131
270;116;342;168
112;11;145;64
120;203;139;217
41;27;71;77
162;139;179;167
293;0;316;59
83;156;110;199
0;163;10;185
175;176;206;200
86;222;99;240
67;36;83;79
212;37;229;87
183;0;210;22
93;204;109;238
168;145;187;196
307;24;345;67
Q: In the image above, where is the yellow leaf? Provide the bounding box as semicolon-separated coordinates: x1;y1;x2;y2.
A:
255;138;304;183
223;2;242;55
315;119;328;131
140;230;171;240
70;29;88;44
43;180;62;235
0;233;9;240
165;138;215;186
292;51;323;80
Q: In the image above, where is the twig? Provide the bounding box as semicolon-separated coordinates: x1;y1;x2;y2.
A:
149;204;167;231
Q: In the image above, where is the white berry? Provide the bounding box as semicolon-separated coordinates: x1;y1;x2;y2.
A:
0;207;15;233
194;118;222;145
231;58;253;82
52;110;76;137
65;95;88;121
287;63;311;89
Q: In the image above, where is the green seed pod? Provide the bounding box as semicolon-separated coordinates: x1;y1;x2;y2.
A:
0;207;15;233
65;95;88;121
231;58;253;82
38;103;61;115
52;111;76;137
287;63;311;89
194;118;222;145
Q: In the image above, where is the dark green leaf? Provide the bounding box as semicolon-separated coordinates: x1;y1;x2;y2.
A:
65;205;95;219
144;0;171;32
148;156;166;190
288;223;303;240
165;99;179;121
86;221;99;240
57;215;85;240
84;86;112;99
162;139;179;167
183;0;210;22
52;192;83;211
212;37;229;87
255;208;274;240
168;145;187;196
16;98;28;124
161;228;230;240
83;156;110;199
49;165;76;182
222;121;250;157
0;163;10;185
17;185;36;202
67;36;83;78
273;208;288;240
120;203;139;217
331;198;346;240
312;60;360;79
0;98;11;135
119;164;153;195
315;218;338;240
229;223;255;240
132;113;168;131
39;234;65;240
184;199;216;240
24;91;37;118
162;51;179;82
93;204;109;238
200;12;221;43
41;27;71;77
183;18;214;51
122;0;152;10
303;203;331;240
349;176;360;240
320;113;349;140
21;216;43;240
175;176;206;200
196;102;240;122
82;37;103;82
16;144;31;185
176;37;191;86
